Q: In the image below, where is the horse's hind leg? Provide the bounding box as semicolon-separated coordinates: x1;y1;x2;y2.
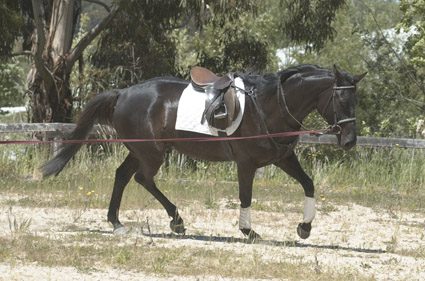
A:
134;157;185;234
107;154;139;234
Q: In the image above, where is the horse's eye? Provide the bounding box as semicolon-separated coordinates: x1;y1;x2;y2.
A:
338;90;349;98
337;90;351;103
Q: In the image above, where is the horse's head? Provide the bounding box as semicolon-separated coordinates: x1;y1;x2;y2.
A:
318;65;367;150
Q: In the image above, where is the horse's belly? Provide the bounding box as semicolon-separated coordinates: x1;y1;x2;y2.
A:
173;141;232;162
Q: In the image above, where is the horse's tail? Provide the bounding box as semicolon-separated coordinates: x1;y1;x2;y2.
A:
41;90;120;177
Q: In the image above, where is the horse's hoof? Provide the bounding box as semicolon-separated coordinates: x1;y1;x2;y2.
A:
113;226;128;235
297;223;312;239
240;228;262;242
170;218;186;234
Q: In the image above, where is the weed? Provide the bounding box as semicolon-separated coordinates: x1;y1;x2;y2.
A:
7;206;32;236
115;248;133;265
72;186;96;222
385;233;399;253
319;203;338;215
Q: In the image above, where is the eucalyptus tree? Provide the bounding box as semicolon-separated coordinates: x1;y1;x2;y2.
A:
25;0;118;123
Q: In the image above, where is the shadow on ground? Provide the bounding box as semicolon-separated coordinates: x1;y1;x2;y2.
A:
141;231;386;254
73;224;385;254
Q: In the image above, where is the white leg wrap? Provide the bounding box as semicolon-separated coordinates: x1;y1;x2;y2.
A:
303;197;316;223
239;207;251;229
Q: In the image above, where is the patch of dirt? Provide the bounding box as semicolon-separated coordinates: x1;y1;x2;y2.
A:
1;195;425;280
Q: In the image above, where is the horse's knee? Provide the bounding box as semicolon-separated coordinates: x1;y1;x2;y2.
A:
302;178;314;197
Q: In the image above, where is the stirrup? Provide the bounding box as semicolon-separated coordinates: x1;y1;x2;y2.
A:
214;105;228;119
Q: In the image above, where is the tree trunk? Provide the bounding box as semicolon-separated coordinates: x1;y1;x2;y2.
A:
28;0;75;123
28;0;118;123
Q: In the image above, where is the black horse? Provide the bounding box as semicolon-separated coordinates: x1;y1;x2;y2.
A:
41;64;366;240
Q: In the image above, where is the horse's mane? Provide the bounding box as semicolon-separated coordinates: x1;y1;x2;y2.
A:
236;64;332;97
278;64;332;79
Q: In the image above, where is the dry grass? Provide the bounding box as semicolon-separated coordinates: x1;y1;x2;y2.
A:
0;234;372;280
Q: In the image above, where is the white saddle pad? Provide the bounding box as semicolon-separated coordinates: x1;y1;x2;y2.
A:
175;77;246;136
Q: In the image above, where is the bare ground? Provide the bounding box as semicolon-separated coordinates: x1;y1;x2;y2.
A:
1;193;424;281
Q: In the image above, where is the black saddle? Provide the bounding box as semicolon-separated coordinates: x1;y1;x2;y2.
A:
190;66;240;132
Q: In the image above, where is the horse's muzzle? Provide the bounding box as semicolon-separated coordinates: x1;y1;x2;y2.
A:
342;137;356;150
338;123;357;150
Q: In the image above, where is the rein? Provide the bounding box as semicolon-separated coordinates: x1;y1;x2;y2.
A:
277;79;310;131
0;130;325;145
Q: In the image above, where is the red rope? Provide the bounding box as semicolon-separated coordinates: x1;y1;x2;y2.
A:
0;130;325;145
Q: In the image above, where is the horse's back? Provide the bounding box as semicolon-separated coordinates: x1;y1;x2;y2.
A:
112;77;188;139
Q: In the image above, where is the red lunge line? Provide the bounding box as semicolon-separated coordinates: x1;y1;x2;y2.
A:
0;130;325;145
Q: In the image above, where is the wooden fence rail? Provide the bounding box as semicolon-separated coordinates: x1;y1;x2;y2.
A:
1;123;425;149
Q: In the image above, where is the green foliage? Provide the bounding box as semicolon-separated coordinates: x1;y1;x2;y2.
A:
196;26;273;74
88;1;185;90
292;0;424;137
349;0;401;31
399;0;425;69
282;0;346;51
90;16;177;88
173;0;286;76
0;59;26;107
0;1;27;109
179;0;258;28
0;0;22;58
89;0;267;83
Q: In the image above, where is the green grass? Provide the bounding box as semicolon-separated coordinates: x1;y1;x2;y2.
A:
1;141;424;212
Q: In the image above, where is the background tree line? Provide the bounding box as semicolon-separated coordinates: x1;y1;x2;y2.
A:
0;0;424;137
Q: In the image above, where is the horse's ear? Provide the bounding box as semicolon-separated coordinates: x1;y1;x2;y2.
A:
333;64;343;80
279;69;298;83
353;72;367;83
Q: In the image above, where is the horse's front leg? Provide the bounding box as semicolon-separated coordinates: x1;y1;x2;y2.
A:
274;151;315;239
236;163;261;241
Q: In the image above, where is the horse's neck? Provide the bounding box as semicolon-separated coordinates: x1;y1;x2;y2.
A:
261;76;333;132
288;77;334;124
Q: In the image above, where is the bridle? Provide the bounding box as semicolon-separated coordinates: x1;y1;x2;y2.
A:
278;80;357;134
325;84;357;133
